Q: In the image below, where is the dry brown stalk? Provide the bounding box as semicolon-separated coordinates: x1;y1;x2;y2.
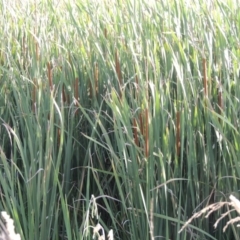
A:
62;85;67;103
89;78;92;99
104;28;107;39
139;112;143;137
202;58;208;98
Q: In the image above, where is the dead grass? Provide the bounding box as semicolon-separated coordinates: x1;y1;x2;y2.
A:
179;195;240;234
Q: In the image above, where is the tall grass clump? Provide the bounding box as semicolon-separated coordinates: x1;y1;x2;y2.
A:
0;0;240;239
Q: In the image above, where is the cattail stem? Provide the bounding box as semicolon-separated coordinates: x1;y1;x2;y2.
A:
202;58;208;98
176;111;181;156
47;62;53;91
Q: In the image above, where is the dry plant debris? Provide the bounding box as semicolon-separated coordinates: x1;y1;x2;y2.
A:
179;195;240;234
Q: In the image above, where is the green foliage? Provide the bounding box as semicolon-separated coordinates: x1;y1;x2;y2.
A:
0;0;240;239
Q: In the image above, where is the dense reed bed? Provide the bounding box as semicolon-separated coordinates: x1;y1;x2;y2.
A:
0;0;240;239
